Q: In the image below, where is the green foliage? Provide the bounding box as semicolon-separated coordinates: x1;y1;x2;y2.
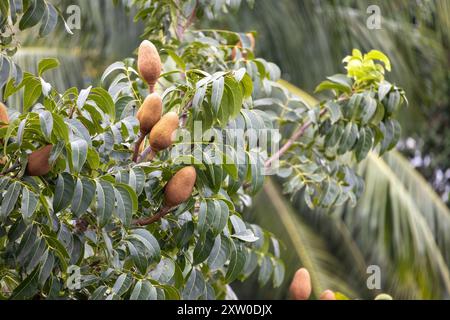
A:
0;0;405;300
0;0;72;93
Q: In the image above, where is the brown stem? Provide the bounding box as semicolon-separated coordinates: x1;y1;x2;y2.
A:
133;206;171;226
265;108;327;168
137;147;155;163
149;84;155;94
179;98;194;127
132;134;146;162
68;104;76;119
176;0;198;40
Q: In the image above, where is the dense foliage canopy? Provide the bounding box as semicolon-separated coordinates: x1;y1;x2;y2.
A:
0;0;405;299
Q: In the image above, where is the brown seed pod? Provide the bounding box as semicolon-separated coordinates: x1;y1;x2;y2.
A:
136;93;163;135
319;290;336;300
148;111;179;152
0;102;9;125
138;40;162;93
289;268;312;300
26;145;53;176
164;166;197;208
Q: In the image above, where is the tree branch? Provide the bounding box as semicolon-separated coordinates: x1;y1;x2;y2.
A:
137;145;155;163
265;108;327;168
176;0;198;39
180;99;193;127
132;133;146;162
133;206;171;226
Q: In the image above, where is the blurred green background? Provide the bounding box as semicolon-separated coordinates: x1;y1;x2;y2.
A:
11;0;450;299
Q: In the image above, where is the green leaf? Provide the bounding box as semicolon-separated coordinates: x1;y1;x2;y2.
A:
19;0;46;30
246;151;265;194
198;199;229;237
193;85;207;109
39;110;53;140
320;179;340;207
315;80;351;94
130;280;157;300
114;183;138;227
129;229;161;263
258;256;273;286
21;187;39;221
326;74;352;91
165;49;186;70
23;77;42;112
149;258;177;284
95;179;115;226
193;230;216;265
325;123;344;148
337;122;358;155
361;95;377;124
127;240;148;275
211;76;225;113
0;57;11;90
273;259;285;288
101;62;125;83
86;147;100;169
38;58;59;76
207;235;232;270
235;69;253;97
17;225;38;263
90;286;109;300
112;274;133;297
242;250;259;278
378;81;392;101
0;1;10;23
182;269;206;300
1;181;22;220
88;88;116;121
70;139;88;173
386;90;401;114
354;127;374;162
10;266;40;299
38;251;54;285
53;173;75;213
225;241;246;282
71;177;95;217
232;229;259;242
325;101;342;124
224;76;243;119
176;221;195;248
77;86;92;109
366;50;391;71
39;3;58;37
52;113;70;142
379;119;401;155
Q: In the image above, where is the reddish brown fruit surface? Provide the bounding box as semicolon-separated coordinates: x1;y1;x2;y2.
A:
289;268;312;300
164;166;197;208
136;93;162;135
0;102;9;125
137;40;162;92
319;290;336;300
149;111;179;152
26;145;53;176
